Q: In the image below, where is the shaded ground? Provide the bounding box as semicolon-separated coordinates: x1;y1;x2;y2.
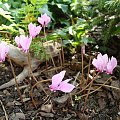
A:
0;50;120;120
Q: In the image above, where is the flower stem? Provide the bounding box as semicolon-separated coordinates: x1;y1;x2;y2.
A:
30;79;50;108
84;72;100;110
8;57;23;103
27;52;47;95
27;52;37;82
43;26;57;73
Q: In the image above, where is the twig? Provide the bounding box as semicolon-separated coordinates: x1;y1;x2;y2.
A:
84;72;99;110
74;71;96;95
0;100;8;120
75;76;113;98
93;84;120;90
30;79;50;108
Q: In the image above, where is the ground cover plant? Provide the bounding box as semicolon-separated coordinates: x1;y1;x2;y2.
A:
0;0;120;120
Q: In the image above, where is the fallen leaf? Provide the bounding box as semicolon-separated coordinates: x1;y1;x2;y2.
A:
41;104;52;113
52;94;69;104
9;112;25;120
39;112;54;118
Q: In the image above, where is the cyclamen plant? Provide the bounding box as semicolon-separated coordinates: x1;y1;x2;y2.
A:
92;53;117;74
15;14;51;53
15;14;75;95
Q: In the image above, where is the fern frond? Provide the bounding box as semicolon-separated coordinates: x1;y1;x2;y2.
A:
0;8;14;24
104;0;120;12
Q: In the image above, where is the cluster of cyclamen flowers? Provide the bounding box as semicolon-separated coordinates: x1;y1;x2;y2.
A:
0;13;50;61
92;53;117;74
0;14;118;94
15;13;51;53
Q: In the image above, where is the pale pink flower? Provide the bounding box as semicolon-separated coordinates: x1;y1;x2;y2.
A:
28;23;42;38
0;41;9;62
15;36;22;48
15;35;32;53
38;13;51;27
106;56;117;74
92;53;117;74
92;53;108;72
49;71;75;93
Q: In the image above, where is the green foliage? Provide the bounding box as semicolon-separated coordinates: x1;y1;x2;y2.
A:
1;0;119;57
90;0;120;47
30;40;49;60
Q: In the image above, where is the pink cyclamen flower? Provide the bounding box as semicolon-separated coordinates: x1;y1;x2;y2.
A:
0;41;9;62
38;13;51;27
49;70;75;93
92;53;117;74
92;53;108;72
106;56;117;74
28;23;42;38
15;35;32;53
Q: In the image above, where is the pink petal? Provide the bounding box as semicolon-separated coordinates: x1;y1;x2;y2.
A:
38;17;44;27
20;36;32;53
110;56;117;68
51;70;66;88
28;23;41;38
15;36;21;47
36;26;42;34
102;54;108;69
106;56;117;74
0;42;9;62
97;53;102;59
92;53;108;72
38;13;51;27
57;81;75;93
92;58;98;67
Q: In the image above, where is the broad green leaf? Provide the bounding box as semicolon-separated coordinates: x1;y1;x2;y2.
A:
31;0;36;5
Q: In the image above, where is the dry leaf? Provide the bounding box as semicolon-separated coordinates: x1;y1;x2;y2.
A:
9;113;25;120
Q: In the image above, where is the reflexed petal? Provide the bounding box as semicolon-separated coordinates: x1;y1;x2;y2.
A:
92;53;108;72
20;36;32;53
97;53;102;59
36;26;42;34
106;56;117;74
92;58;98;67
0;42;9;62
57;82;75;93
28;23;41;38
15;36;20;47
38;13;51;27
38;17;44;26
110;56;117;68
51;70;66;88
102;54;108;69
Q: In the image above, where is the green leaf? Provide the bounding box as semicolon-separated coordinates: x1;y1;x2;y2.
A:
31;0;36;5
56;4;68;13
39;4;54;20
111;26;120;36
